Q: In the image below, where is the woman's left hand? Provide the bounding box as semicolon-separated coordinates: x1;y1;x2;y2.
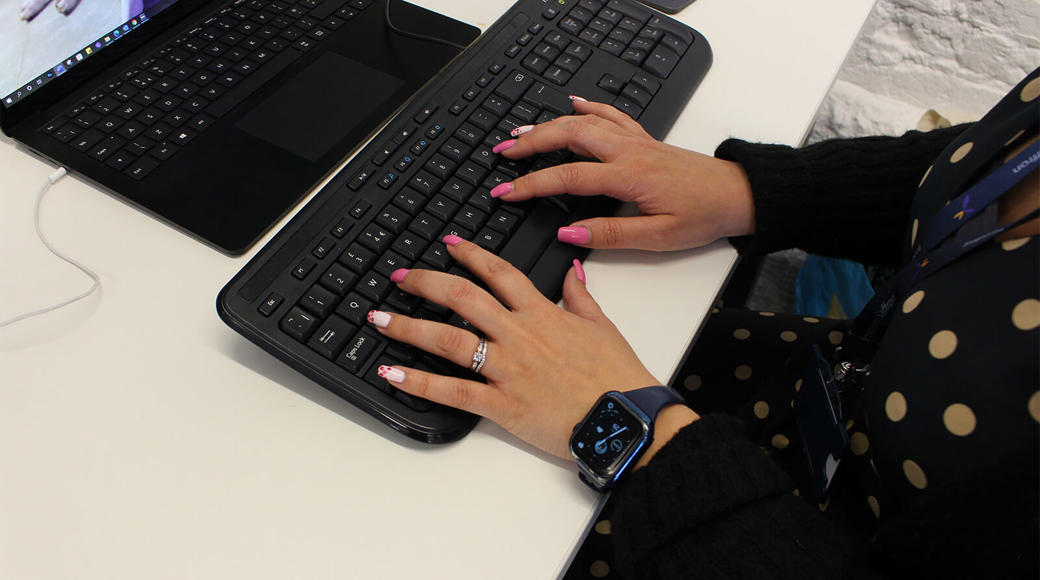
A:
366;236;661;460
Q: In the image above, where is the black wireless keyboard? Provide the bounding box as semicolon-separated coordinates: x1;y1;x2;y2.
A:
217;0;712;443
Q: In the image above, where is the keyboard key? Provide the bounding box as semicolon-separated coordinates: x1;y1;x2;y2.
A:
105;150;136;170
125;137;155;156
89;136;125;161
494;70;534;102
321;263;358;296
73;110;102;128
409;212;444;241
280;307;319;342
376;205;410;234
374;251;412;278
339;242;376;273
125;157;160;180
312;236;336;259
622;83;652;107
427;195;460;222
355;272;392;304
598;74;623;94
52;124;81;143
453;205;488;233
70;130;104;152
408;171;441;196
308;315;357;360
393;188;426;215
150;141;179;160
645;45;680;78
390;231;429;261
385;287;422;314
97;117;124;134
170;129;196;145
117;122;146;139
300;283;339;318
292;257;317;279
335;291;374;326
420;242;453;271
258;292;284;316
629;71;661;94
146;123;174;141
357;223;394;254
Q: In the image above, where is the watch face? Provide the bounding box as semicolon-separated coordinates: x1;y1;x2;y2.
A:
570;395;649;478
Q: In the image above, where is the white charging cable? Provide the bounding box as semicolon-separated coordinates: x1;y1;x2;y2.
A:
0;167;102;329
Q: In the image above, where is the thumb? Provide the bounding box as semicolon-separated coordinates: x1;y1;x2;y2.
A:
561;260;606;322
558;214;677;251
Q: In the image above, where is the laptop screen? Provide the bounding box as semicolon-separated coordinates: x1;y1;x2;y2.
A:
1;0;181;107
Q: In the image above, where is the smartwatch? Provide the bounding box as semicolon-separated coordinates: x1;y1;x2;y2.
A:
569;386;686;491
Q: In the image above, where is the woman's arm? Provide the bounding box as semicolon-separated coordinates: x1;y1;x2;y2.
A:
717;126;969;267
495;100;968;267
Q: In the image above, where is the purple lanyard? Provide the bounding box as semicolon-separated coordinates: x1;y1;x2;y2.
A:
846;140;1039;357
912;140;1040;260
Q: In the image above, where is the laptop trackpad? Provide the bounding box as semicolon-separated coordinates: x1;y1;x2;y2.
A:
236;52;405;163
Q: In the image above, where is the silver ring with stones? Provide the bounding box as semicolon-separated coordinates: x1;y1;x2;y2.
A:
470;338;488;374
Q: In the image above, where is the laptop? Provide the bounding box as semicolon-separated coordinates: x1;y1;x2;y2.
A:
0;0;479;255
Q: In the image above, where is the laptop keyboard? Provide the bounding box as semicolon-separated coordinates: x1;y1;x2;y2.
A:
40;0;375;181
217;0;712;443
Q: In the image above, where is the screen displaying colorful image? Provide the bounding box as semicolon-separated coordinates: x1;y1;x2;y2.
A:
0;0;178;104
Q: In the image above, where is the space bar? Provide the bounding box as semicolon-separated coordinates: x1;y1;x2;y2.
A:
498;201;569;274
208;48;302;118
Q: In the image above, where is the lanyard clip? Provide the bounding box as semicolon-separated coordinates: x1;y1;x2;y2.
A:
832;360;869;389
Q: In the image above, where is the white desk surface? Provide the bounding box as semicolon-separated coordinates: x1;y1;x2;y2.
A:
1;1;875;578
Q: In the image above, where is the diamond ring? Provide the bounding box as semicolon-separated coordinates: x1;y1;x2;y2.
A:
470;338;488;374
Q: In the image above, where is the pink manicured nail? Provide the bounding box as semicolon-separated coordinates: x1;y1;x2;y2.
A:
390;268;410;283
367;310;392;328
510;124;534;137
442;234;464;246
490;182;513;198
377;365;406;383
493;139;517;154
572;259;587;284
557;226;590;245
569;95;588;102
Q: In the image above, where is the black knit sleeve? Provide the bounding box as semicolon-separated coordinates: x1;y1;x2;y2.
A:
610;415;879;580
608;413;1037;580
715;126;969;267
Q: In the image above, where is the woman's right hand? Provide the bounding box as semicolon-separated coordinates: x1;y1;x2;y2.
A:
492;99;756;252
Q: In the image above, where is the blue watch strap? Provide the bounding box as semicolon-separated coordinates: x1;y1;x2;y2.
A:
623;386;686;420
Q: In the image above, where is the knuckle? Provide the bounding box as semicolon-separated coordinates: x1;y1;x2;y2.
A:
484;255;515;277
446;277;476;305
648;227;672;249
447;379;473;409
564;117;592;141
410;372;433;399
601;217;626;247
555;162;585;191
434;326;467;356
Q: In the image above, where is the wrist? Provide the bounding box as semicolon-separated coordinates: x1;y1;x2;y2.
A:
719;160;756;238
634;405;700;469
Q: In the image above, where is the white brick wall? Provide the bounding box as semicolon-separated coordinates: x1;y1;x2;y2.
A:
808;0;1040;142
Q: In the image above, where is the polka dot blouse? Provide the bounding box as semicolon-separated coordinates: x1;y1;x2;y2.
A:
602;69;1040;580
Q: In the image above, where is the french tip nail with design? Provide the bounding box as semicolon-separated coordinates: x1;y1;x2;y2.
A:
377;365;406;383
442;234;464;246
489;182;513;198
569;95;588;102
510;124;534;137
557;226;590;245
367;310;392;328
390;268;410;283
572;259;587;284
493;139;517;154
